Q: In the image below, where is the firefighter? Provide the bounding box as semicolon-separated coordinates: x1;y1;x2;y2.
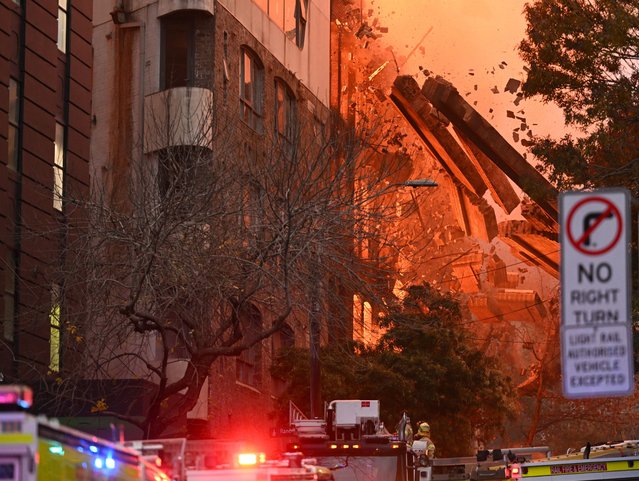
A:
414;422;436;458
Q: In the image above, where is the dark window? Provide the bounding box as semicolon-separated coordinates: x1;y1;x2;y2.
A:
3;255;15;341
294;0;308;48
157;146;207;198
274;79;296;146
161;13;195;89
283;0;308;48
236;304;263;388
239;48;264;132
272;323;295;354
8;78;19;170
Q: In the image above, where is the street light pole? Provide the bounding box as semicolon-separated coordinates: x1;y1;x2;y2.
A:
308;177;437;419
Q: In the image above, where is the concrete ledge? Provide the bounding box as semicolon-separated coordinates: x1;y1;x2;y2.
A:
158;0;214;17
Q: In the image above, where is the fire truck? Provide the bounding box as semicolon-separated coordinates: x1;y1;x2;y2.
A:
508;441;639;481
287;400;412;481
0;385;170;481
126;438;334;481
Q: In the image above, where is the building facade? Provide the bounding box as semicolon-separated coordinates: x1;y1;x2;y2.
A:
0;0;92;384
90;0;331;440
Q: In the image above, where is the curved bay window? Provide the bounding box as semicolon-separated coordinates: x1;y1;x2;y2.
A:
240;47;264;132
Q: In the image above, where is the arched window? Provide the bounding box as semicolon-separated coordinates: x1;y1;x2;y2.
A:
274;78;296;146
272;323;295;354
240;47;264;132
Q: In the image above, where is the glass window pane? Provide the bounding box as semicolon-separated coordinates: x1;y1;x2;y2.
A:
164;22;190;88
57;8;67;52
53;123;64;211
9;79;18;123
49;284;61;372
285;0;296;36
269;0;284;29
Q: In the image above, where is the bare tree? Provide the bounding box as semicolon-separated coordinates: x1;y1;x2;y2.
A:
31;89;429;438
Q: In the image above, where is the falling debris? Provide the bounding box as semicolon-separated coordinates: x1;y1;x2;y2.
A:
504;78;521;94
491;86;499;94
368;60;389;81
514;92;524;106
474;84;478;91
355;23;375;39
506;110;515;119
513;131;520;142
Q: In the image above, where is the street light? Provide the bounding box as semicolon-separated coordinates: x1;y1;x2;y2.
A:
308;177;438;419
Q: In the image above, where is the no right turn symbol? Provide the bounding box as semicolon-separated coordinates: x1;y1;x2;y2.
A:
566;196;623;256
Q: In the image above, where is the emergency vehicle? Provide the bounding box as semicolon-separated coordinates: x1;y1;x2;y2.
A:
286;400;415;481
0;385;170;481
509;441;639;481
127;438;334;481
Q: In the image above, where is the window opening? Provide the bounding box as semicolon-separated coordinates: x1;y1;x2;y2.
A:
49;284;62;372
53;123;65;211
236;305;263;387
274;79;296;148
8;78;19;171
161;13;195;89
3;256;16;341
57;0;67;52
239;48;264;132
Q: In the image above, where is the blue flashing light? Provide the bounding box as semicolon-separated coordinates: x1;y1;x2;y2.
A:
105;457;116;469
89;445;99;454
49;446;64;455
94;458;103;469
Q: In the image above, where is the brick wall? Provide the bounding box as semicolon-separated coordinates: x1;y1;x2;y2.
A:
0;0;92;380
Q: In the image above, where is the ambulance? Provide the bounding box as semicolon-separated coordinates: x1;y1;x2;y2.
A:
0;385;170;481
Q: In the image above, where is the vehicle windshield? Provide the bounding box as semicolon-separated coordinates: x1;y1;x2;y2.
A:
314;456;399;481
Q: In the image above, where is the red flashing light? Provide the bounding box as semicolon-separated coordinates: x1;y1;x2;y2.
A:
238;453;258;466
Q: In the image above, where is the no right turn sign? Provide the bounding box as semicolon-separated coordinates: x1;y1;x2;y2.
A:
559;189;634;398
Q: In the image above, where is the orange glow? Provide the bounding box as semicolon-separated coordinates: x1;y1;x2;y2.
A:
329;444;338;449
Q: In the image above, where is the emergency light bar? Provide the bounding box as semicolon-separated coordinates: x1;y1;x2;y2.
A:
0;385;32;409
237;453;266;466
